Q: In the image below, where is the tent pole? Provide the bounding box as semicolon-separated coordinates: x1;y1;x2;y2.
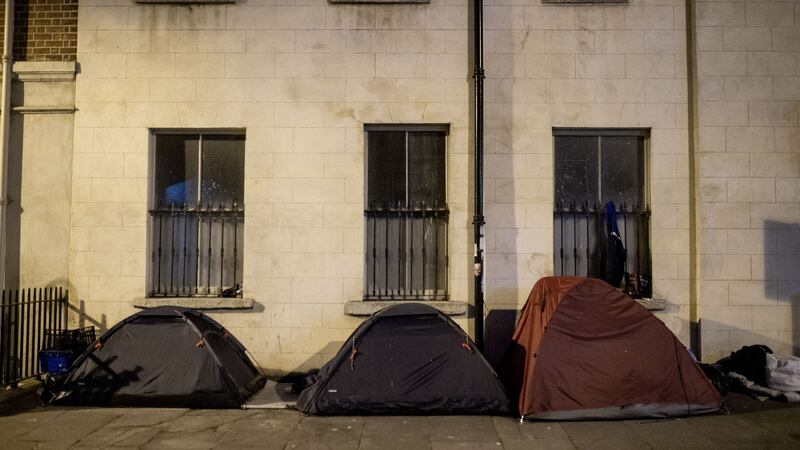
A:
472;0;485;351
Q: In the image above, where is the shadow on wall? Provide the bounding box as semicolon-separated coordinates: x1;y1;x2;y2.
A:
702;317;799;363
4;114;24;289
472;0;528;356
276;341;343;381
763;220;800;357
484;308;518;368
71;299;108;333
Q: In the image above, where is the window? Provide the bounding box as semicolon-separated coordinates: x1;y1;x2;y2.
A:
552;128;651;282
364;125;448;301
149;131;245;298
541;0;626;3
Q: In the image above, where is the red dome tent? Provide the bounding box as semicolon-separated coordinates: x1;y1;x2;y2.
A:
500;276;720;420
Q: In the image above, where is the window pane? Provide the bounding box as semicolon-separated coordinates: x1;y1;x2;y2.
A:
367;131;406;208
408;131;446;207
201;135;245;206
154;135;199;207
554;136;598;206
600;136;645;207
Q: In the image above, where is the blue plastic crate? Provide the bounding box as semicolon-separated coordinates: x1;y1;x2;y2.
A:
39;349;77;375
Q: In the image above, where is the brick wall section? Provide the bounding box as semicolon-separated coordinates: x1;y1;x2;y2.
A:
0;0;78;62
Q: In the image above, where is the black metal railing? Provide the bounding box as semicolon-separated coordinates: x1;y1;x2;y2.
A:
150;203;244;298
554;202;651;279
365;202;449;301
1;287;68;387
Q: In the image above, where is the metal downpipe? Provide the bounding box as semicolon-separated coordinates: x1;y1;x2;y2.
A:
472;0;485;351
0;0;14;289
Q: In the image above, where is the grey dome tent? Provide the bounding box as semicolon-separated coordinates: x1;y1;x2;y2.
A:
53;306;265;408
296;303;512;415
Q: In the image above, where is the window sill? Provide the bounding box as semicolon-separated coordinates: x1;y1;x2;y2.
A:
329;0;429;3
344;300;467;316
133;297;254;310
136;0;234;3
636;298;666;310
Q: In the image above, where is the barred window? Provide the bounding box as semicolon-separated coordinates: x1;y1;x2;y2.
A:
364;125;448;301
553;128;651;282
149;131;244;298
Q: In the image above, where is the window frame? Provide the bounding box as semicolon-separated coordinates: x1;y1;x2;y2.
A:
551;127;652;285
146;128;246;299
363;124;450;301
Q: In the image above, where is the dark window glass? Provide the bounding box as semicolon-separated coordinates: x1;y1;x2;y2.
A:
554;136;598;207
408;131;446;206
201;135;245;206
554;134;645;207
601;136;645;207
367;131;406;207
154;135;199;207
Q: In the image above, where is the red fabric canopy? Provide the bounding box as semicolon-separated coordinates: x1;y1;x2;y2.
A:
501;277;720;419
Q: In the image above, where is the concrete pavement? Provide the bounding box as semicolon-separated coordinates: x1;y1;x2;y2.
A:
0;392;798;449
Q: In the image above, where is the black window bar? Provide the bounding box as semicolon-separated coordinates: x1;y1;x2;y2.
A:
149;201;244;297
364;200;449;301
553;201;651;279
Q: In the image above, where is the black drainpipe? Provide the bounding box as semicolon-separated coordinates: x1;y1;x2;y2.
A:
472;0;485;351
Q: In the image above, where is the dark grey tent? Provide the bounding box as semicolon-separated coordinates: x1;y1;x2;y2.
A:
53;306;265;408
296;303;512;415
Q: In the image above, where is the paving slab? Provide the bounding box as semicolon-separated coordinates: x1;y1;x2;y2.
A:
216;411;300;449
165;409;257;433
494;417;571;440
73;426;162;448
502;438;577;450
431;442;504;450
358;416;433;450
142;430;228;450
285;416;364;450
105;408;188;428
428;416;499;443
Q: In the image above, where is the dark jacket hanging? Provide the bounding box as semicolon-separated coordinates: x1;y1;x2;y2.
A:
603;201;626;287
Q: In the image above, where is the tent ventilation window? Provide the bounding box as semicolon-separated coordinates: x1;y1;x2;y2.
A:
364;124;449;301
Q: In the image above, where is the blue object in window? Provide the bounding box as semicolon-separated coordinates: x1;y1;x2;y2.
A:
164;180;196;206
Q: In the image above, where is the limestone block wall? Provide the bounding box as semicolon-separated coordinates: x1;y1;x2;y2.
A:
6;62;76;289
71;0;800;373
694;0;800;360
482;0;693;342
72;0;472;375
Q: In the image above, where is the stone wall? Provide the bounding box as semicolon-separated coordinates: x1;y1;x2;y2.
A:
694;0;800;360
70;0;800;374
7;62;76;289
483;0;693;346
72;0;473;375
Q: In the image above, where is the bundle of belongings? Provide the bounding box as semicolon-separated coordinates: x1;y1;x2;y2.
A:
701;345;800;402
